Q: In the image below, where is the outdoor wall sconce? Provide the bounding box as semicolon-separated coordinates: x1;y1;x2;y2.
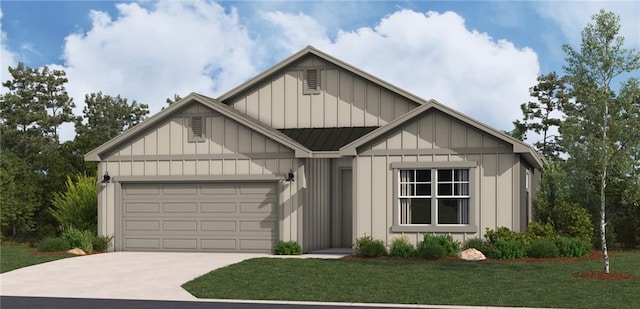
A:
285;171;295;182
101;172;111;183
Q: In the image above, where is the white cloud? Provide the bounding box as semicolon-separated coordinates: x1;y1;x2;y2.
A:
58;0;257;140
535;1;640;48
262;9;540;133
1;9;19;92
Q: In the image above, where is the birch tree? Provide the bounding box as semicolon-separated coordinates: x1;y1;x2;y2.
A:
561;10;640;273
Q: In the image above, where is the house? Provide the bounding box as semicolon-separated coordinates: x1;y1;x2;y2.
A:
86;46;543;253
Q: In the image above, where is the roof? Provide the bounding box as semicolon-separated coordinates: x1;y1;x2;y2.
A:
340;99;545;169
84;93;312;161
217;46;429;106
279;127;379;151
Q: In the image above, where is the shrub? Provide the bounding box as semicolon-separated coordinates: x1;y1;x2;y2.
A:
273;241;302;255
552;202;594;244
353;235;386;258
388;236;416;258
49;174;98;233
491;239;527;259
417;238;447;259
92;235;114;252
61;227;94;253
417;234;460;259
527;238;560;258
526;221;556;239
38;237;71;252
462;237;493;256
484;227;522;245
555;236;591;258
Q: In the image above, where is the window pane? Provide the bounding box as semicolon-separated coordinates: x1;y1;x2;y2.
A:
454;169;469;181
454;183;469;195
400;170;415;182
438;183;452;196
416;170;431;182
438;199;469;224
410;198;431;224
416;184;431;196
438;169;452;181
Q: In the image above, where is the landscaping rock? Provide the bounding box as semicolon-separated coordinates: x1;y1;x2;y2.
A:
66;248;86;256
459;248;486;261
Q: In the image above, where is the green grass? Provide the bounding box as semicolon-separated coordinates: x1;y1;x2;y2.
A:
1;243;74;273
183;253;640;308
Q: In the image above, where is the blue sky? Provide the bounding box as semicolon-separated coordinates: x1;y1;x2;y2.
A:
1;1;639;141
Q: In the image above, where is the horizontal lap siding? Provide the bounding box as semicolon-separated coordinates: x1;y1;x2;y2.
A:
355;110;518;245
227;56;420;129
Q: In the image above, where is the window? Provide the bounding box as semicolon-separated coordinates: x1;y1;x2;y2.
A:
398;168;470;225
188;116;205;142
399;170;432;224
303;69;321;94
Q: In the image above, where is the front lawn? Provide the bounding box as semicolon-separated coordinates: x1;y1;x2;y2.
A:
0;243;74;273
183;253;639;308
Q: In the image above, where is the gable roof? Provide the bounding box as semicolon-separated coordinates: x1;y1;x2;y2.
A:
339;99;545;169
84;93;312;161
217;45;429;106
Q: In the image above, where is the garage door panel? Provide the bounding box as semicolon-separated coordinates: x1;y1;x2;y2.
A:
163;220;197;231
121;182;278;253
240;202;275;213
125;203;160;213
163;202;197;213
124;185;160;195
201;239;237;250
240;239;273;250
163;239;197;249
201;221;236;231
162;185;198;195
201;184;236;195
125;220;160;231
126;238;160;249
201;202;237;213
240;221;277;232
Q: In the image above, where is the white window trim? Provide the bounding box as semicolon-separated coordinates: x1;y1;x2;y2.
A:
391;161;477;233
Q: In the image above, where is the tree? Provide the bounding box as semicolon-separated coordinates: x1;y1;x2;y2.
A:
162;93;182;110
0;151;38;237
513;72;568;159
1;63;79;239
561;10;640;273
75;92;149;154
1;62;76;142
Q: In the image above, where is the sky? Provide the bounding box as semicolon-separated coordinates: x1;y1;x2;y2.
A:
1;0;639;143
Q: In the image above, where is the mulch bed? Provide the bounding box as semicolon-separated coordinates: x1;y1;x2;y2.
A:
343;251;634;281
573;271;633;281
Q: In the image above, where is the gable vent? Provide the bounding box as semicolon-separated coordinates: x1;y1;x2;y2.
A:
192;116;203;137
307;69;318;91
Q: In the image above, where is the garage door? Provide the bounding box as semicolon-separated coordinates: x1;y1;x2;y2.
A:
120;182;278;253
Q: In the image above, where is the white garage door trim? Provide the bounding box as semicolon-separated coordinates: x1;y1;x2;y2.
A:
114;180;280;253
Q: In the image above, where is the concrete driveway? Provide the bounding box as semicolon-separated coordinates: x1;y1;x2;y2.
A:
0;252;268;301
